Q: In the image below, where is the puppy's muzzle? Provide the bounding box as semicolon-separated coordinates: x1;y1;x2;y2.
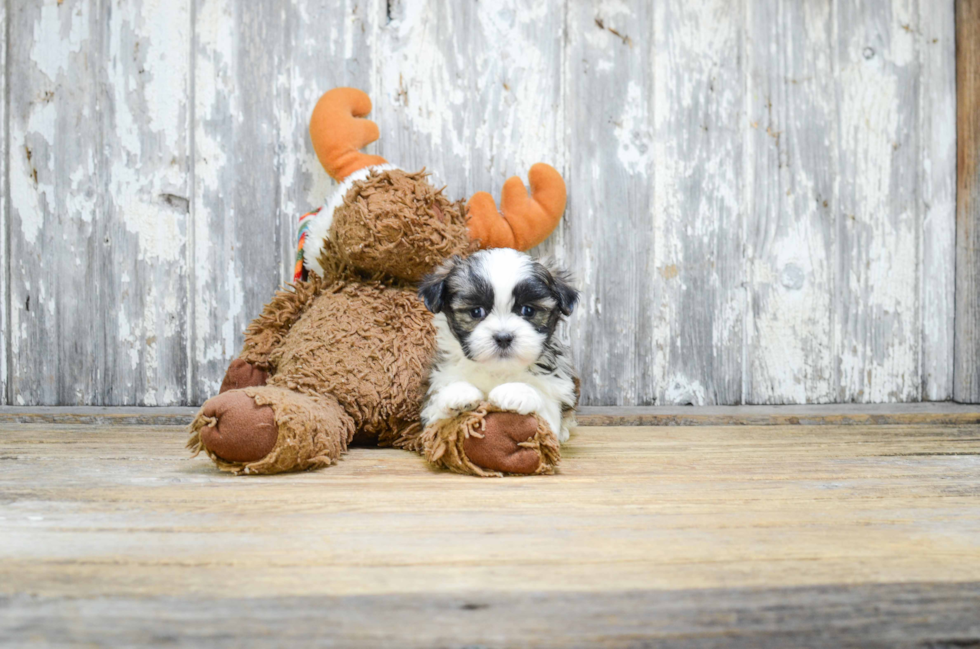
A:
493;332;514;349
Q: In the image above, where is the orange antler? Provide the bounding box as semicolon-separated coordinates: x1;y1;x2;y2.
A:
466;163;567;250
309;88;388;181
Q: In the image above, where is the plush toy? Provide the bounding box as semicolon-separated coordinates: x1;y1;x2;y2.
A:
188;88;568;477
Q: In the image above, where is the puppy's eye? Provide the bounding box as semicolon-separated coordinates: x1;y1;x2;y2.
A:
520;305;536;318
470;307;486;319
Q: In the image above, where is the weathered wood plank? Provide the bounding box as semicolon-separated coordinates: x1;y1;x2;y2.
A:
920;2;956;400
376;0;565;224
3;403;980;427
103;0;192;405
6;1;106;405
956;0;980;402
5;0;192;406
0;0;7;405
652;0;745;404
744;0;836;404
577;403;980;427
0;406;199;426
4;582;980;648
836;0;921;402
564;1;655;406
191;0;289;401
0;0;964;408
1;423;978;607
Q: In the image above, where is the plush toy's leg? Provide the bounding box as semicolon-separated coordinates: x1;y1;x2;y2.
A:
188;387;355;475
238;276;324;370
418;404;561;477
219;359;268;393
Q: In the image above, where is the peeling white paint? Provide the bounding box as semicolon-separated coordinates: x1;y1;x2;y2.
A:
12;101;57;246
67;157;96;223
919;3;957;401
140;0;190;150
380;0;562;195
615;81;652;173
664;376;707;406
2;0;960;407
221;258;244;361
31;2;89;83
0;0;5;398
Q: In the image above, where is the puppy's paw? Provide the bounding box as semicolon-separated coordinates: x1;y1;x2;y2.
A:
488;383;543;415
440;382;485;413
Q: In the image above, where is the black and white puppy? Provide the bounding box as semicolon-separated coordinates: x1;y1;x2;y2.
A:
418;248;580;442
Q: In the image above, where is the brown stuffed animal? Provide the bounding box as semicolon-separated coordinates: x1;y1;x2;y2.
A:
188;88;567;477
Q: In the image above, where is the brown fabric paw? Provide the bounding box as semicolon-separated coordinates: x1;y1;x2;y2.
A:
219;359;269;393
195;390;278;463
464;412;542;474
189;386;356;475
419;403;561;477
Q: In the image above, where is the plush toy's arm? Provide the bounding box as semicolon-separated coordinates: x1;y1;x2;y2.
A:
466;163;567;251
239;276;325;371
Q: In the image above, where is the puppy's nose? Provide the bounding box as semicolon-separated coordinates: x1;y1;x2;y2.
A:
493;332;514;348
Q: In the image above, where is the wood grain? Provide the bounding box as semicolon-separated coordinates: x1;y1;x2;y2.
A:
1;421;979;644
0;0;963;407
565;0;655;406
376;0;565;216
7;1;106;404
744;0;836;404
576;403;980;427
836;0;922;402
1;0;7;405
920;2;957;401
1;423;979;598
956;0;980;402
3;583;980;648
103;0;192;405
654;0;746;406
5;0;191;406
4;403;979;426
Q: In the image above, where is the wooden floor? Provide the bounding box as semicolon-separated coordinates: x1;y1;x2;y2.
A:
2;416;980;647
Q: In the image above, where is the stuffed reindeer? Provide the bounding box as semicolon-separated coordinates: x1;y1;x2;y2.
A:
188;88;568;477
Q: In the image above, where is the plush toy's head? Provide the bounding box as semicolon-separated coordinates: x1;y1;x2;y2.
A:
328;168;470;282
297;88;568;284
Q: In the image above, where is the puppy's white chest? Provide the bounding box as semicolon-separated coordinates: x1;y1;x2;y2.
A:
457;363;537;395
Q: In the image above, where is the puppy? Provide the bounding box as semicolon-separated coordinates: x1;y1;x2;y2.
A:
418;248;580;442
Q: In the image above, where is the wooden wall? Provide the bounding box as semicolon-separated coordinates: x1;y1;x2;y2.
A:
956;0;980;402
0;0;964;406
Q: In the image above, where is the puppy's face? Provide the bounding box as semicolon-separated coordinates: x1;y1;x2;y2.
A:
419;249;578;366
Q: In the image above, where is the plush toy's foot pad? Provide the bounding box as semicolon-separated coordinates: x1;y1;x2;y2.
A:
189;387;356;475
198;391;278;463
219;359;269;393
419;403;561;477
463;412;541;474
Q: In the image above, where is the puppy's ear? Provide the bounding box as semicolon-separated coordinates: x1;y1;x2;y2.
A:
418;255;459;313
544;260;579;317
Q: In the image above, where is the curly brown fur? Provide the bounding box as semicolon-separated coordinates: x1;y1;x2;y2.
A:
327;169;474;283
267;280;437;445
240;275;325;370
